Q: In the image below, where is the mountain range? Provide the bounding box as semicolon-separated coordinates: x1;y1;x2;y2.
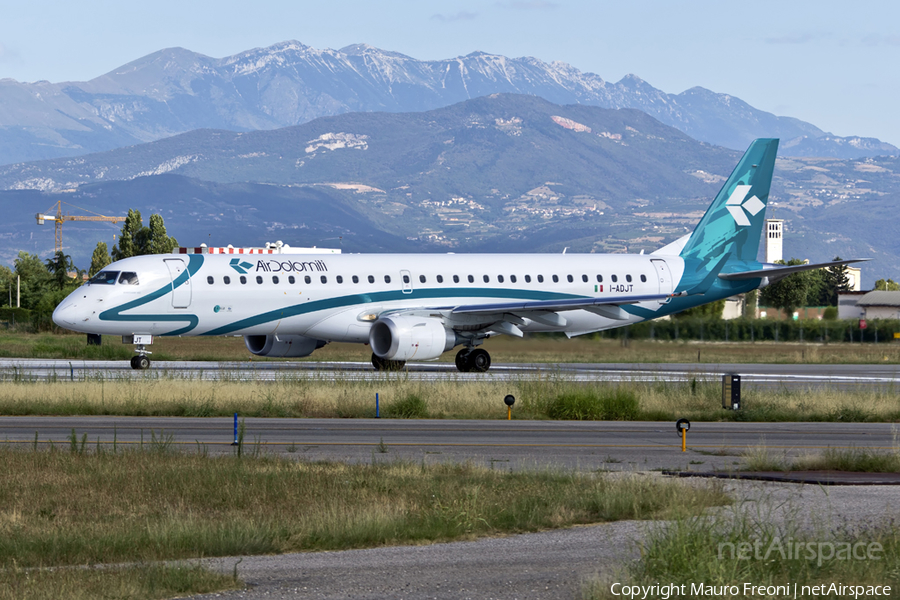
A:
1;41;896;167
2;94;897;288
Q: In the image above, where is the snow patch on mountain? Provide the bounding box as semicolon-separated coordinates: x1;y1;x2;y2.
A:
305;133;368;153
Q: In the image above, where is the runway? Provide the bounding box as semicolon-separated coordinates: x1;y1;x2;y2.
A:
3;358;900;390
2;416;896;472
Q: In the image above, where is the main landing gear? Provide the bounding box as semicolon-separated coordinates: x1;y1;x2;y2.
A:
455;348;491;373
371;353;406;371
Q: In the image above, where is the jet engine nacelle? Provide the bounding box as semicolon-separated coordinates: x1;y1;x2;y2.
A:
369;315;456;361
244;335;326;358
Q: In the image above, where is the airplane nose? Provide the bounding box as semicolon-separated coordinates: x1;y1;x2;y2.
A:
52;298;78;328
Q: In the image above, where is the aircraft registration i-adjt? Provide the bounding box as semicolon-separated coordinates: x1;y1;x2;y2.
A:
52;139;865;372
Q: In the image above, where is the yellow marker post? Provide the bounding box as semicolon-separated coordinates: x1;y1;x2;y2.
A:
504;395;515;420
675;418;690;452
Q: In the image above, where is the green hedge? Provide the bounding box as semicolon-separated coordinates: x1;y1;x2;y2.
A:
0;308;32;327
597;317;900;343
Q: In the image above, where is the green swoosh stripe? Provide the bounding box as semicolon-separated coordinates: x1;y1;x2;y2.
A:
99;255;204;336
203;287;587;336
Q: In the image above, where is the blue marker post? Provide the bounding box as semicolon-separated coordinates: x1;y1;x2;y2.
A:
231;413;238;445
375;393;380;418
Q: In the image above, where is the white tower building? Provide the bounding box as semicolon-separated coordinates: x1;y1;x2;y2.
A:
764;219;783;263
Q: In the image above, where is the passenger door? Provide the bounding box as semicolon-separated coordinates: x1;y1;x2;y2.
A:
164;258;192;308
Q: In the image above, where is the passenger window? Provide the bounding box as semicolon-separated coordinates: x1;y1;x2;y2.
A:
403;274;410;284
321;276;328;284
483;275;490;283
582;274;588;283
612;275;618;282
640;274;647;282
89;271;119;285
384;275;391;284
537;275;544;283
567;275;573;283
119;272;139;285
626;275;632;283
256;276;263;284
552;275;559;283
498;275;504;283
288;276;295;284
336;276;343;284
510;275;517;283
597;274;603;283
437;275;444;283
305;276;311;284
525;275;532;283
352;275;359;284
240;276;247;284
467;275;474;283
224;276;231;285
419;275;426;283
207;276;214;285
272;276;279;284
368;275;375;284
453;275;460;283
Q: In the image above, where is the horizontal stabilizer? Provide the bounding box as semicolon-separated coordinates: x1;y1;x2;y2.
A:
718;258;870;282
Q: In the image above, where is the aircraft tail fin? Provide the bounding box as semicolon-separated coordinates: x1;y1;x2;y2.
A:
679;139;779;264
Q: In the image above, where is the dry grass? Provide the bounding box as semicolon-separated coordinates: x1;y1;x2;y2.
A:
0;376;898;422
0;564;237;600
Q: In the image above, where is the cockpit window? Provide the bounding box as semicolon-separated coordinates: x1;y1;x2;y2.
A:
89;271;119;285
118;272;139;285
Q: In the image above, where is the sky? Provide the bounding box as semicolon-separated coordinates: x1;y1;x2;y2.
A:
1;0;899;145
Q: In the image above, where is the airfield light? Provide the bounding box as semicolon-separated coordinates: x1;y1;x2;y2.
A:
676;418;691;452
504;395;515;420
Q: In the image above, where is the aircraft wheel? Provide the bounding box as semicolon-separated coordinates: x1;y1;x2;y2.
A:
131;355;150;370
455;349;471;372
468;348;491;373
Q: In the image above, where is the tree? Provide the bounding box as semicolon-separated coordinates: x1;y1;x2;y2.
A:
759;258;814;319
874;278;900;291
112;210;178;259
89;242;112;277
14;252;54;309
45;251;79;291
111;209;143;261
820;257;852;305
144;213;178;255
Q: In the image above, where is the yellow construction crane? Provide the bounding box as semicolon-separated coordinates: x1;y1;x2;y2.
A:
36;200;126;253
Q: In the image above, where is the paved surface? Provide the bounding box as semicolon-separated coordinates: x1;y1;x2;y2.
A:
2;417;897;472
186;479;900;600
4;358;900;390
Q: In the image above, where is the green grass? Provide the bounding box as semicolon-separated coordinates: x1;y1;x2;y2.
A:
743;445;900;473
0;564;238;600
0;447;729;569
583;509;900;599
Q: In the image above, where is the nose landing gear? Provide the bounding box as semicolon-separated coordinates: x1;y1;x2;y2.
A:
130;354;150;370
455;348;491;372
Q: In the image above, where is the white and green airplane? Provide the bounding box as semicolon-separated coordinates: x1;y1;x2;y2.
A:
53;139;864;371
